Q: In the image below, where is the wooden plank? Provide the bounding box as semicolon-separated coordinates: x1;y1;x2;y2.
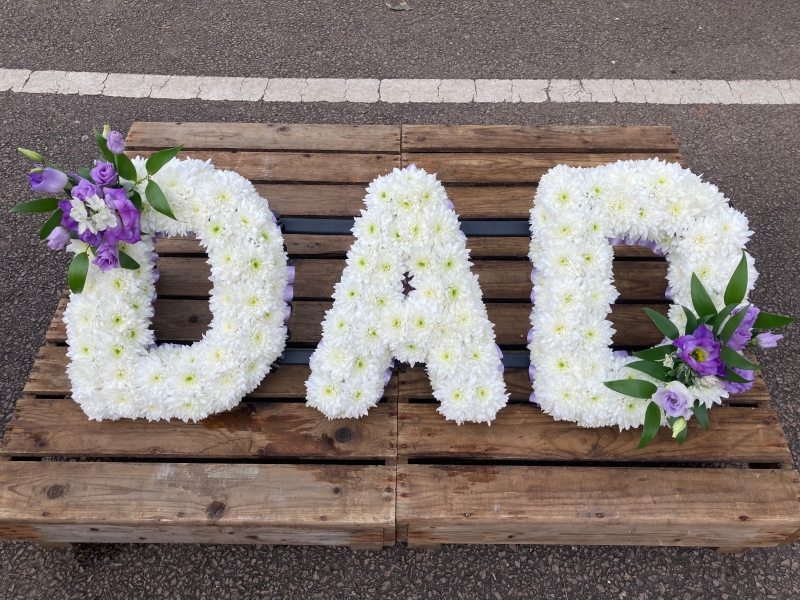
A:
0;398;396;460
153;257;668;301
126;150;399;183
156;235;659;260
396;365;771;406
23;345;399;400
256;184;370;218
402;125;679;152
403;152;684;183
397;465;800;547
126;122;401;153
0;462;395;546
397;404;791;464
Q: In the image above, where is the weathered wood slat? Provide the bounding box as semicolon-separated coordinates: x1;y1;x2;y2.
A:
23;345;399;400
403;152;684;183
154;257;668;301
397;404;790;463
402;125;680;152
0;462;395;546
156;235;660;260
126;150;399;183
255;185;538;219
0;399;396;459
45;299;670;346
126;122;401;153
397;465;800;547
396;365;771;406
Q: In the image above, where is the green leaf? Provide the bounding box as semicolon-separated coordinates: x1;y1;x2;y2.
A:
637;401;662;449
118;249;140;270
145;180;176;220
626;360;671;382
691;273;717;318
712;303;738;335
39;209;64;240
753;312;796;329
720;369;751;383
691;402;709;431
76;167;93;182
10;198;60;213
720;346;762;371
719;304;750;344
674;425;688;445
632;344;676;361
93;128;115;162
682;306;698;335
129;191;143;211
146;145;183;176
724;251;749;306
604;379;658;400
116;152;138;182
643;307;679;340
68;252;89;293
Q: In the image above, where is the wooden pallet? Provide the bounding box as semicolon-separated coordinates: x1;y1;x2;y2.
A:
1;123;799;552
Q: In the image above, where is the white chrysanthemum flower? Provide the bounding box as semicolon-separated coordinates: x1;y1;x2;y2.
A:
307;166;508;424
64;159;290;422
530;159;755;431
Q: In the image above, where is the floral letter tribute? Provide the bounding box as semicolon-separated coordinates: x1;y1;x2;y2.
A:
529;159;794;446
12;129;291;422
306;166;508;424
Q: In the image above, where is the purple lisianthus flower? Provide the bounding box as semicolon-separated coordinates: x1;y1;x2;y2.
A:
722;366;754;395
90;161;118;186
46;226;71;251
727;306;760;351
78;228;103;247
71;178;100;202
103;187;141;245
106;130;125;154
653;381;694;419
92;242;120;271
29;167;68;194
58;199;79;232
673;324;724;377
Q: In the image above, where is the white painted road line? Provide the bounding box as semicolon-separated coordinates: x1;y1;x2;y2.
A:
1;69;799;104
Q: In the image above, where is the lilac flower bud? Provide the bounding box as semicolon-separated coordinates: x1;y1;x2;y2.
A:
754;332;783;348
152;268;160;284
90;161;118;186
106;131;125;154
283;305;292;322
383;368;393;386
530;288;536;304
46;226;71;251
287;265;296;284
446;199;454;210
530;267;537;283
529;391;538;406
613;350;629;358
283;285;294;303
29;167;68;193
664;285;673;301
526;329;534;345
528;365;536;382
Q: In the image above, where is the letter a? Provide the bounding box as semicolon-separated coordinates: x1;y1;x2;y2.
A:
306;166;508;424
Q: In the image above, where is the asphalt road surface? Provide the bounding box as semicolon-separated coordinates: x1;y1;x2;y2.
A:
2;1;800;598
